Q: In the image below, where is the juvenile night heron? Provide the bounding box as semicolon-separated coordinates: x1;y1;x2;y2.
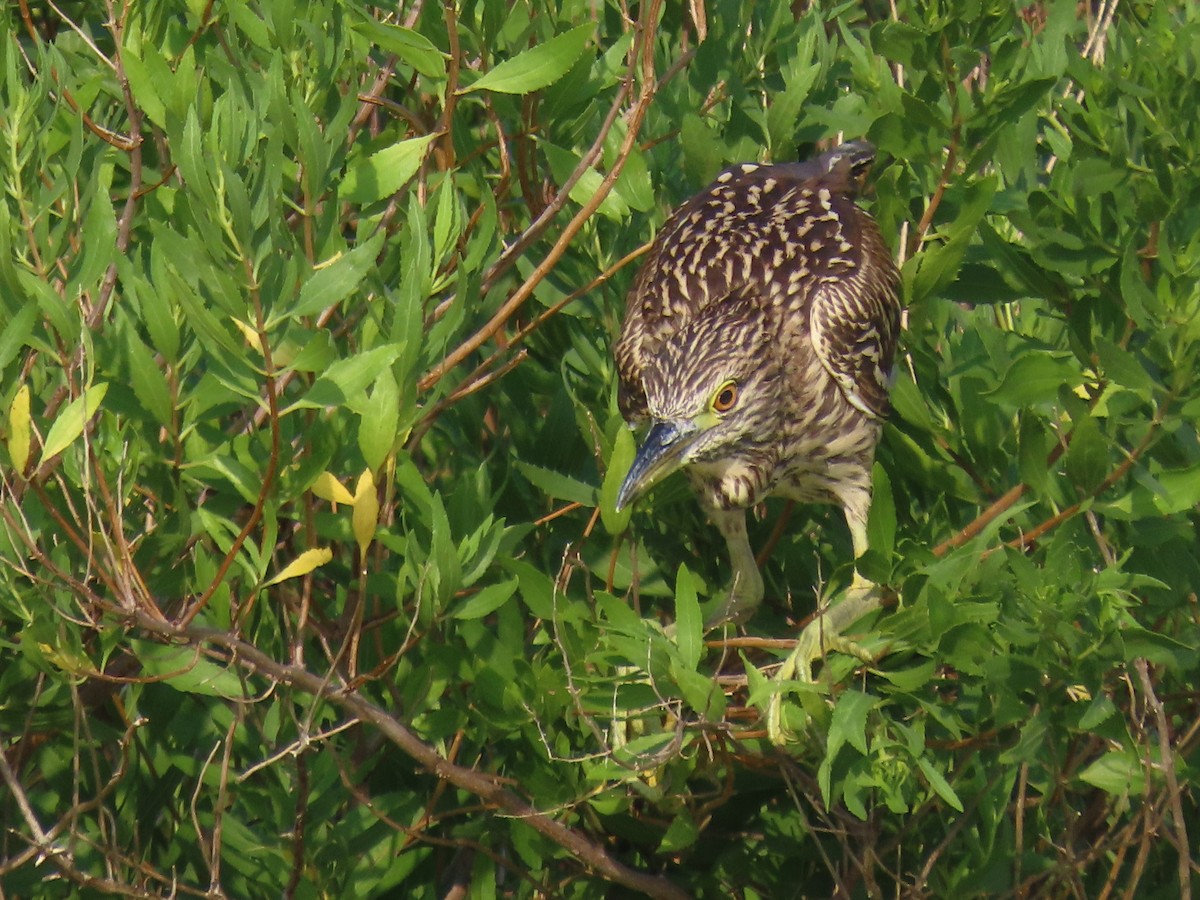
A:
613;141;901;694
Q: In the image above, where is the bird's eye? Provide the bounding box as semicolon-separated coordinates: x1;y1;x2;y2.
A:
712;381;739;413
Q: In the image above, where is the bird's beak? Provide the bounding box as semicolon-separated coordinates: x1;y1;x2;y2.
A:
615;420;696;512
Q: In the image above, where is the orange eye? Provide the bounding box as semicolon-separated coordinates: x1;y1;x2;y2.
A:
712;382;738;413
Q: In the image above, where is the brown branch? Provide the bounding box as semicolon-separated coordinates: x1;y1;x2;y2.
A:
418;2;664;395
1134;659;1193;900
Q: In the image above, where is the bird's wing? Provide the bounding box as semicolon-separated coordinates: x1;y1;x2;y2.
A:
808;216;901;419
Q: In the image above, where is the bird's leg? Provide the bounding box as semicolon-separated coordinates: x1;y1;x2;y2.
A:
768;488;887;743
703;507;764;627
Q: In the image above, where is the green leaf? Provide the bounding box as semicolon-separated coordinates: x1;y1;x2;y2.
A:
287;344;404;412
340;134;439;204
866;463;895;560
451;578;519;619
986;352;1084;410
40;383;108;465
908;176;997;305
125;329;173;428
1094;336;1155;395
542;143;629;222
1064;412;1106;491
459;24;593;95
506;559;555;619
134;641;246;699
658;811;699;853
514;460;595;506
673;563;702;670
290;231;385;320
1079;749;1144;796
349;13;446;79
358;366;400;472
917;757;965;812
830;689;878;756
0;301;37;372
7;384;31;473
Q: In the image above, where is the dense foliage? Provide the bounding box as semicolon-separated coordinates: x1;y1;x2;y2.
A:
2;1;1198;896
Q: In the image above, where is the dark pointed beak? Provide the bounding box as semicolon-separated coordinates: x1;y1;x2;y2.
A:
615;420;695;512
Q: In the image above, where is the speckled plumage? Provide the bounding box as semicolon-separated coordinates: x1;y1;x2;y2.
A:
614;141;901;624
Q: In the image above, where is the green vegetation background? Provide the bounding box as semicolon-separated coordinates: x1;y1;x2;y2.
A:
1;1;1197;896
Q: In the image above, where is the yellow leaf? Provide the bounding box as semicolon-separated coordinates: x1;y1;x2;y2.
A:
311;471;355;505
231;317;263;353
7;384;31;473
265;547;334;586
352;468;379;558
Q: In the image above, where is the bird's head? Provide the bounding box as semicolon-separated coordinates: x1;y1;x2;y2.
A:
615;301;780;512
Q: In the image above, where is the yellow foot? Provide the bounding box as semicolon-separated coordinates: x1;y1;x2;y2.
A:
767;576;889;744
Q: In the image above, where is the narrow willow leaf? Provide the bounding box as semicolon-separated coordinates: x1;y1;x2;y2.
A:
125;330;173;428
514;459;595;506
291;231;385;320
0;302;37;372
358;367;400;473
352;468;379;559
599;426;636;534
7;384;31;473
918;758;965;812
230;317;263;353
349;13;446;78
287;344;404;412
673;563;702;671
459;24;593;95
451;577;518;619
311;471;355;505
265;547;334;586
40;383;108;464
340;134;438;204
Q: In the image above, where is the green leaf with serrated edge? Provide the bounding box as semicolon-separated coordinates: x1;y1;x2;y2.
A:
290;231;385;320
459;24;593;95
40;383;108;464
286;344;404;413
831;689;878;756
340;134;438;204
918;757;964;811
514;460;595;506
125;329;172;428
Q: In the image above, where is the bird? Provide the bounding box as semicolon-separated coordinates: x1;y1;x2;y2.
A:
612;141;901;707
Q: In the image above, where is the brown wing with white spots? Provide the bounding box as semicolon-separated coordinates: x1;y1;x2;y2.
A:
806;195;901;419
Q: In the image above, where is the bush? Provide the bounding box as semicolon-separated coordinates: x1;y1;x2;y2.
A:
1;1;1197;896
